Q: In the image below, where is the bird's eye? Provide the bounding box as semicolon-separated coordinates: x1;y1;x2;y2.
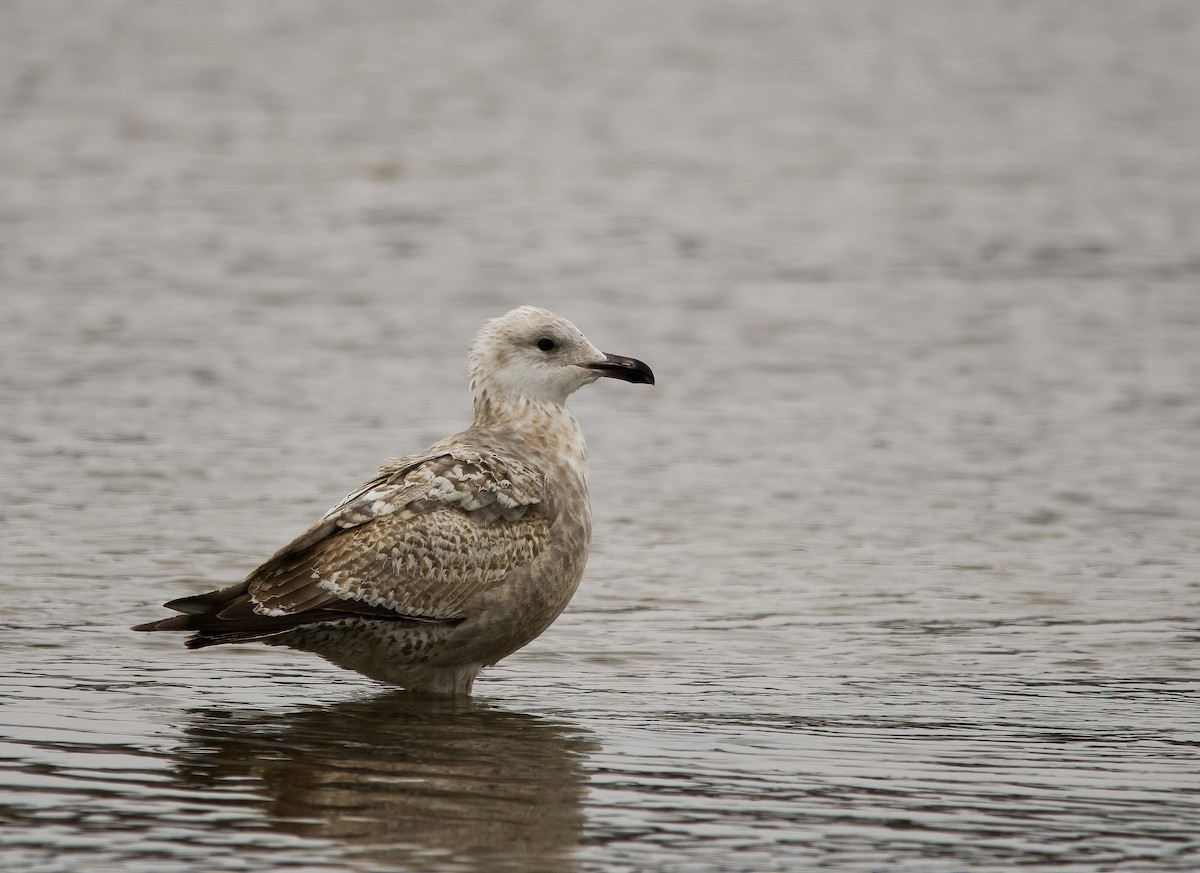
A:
536;338;556;352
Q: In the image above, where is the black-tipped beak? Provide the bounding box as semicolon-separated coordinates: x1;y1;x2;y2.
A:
582;353;655;385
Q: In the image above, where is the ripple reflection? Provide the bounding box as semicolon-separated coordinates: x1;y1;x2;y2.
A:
170;693;598;872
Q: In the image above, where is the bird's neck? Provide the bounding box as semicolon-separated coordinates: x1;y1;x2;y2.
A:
471;392;589;483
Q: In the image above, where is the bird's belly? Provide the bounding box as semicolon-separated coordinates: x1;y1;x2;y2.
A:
269;616;446;665
443;524;590;667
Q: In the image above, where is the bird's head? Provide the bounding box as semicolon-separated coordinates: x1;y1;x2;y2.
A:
468;306;654;409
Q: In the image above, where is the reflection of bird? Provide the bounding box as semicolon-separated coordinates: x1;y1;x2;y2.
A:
173;693;597;873
134;307;654;694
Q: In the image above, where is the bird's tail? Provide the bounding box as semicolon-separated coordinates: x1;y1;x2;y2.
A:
131;582;300;648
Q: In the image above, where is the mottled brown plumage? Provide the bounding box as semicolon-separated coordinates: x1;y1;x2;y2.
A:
133;307;653;695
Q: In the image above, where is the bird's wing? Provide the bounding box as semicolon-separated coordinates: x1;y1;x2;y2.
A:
240;449;549;621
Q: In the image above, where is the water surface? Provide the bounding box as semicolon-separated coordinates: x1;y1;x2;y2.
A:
2;2;1199;870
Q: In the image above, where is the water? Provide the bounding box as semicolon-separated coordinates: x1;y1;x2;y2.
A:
2;1;1199;870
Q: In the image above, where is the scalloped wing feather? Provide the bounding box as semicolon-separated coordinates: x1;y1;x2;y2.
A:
245;450;548;621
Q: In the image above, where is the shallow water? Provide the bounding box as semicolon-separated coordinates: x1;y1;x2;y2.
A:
3;2;1199;871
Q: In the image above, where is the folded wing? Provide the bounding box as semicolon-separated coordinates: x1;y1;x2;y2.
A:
137;449;549;645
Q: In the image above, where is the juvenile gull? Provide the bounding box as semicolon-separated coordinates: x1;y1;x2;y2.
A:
133;306;654;695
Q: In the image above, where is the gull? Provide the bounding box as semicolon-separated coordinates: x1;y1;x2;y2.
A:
133;306;654;695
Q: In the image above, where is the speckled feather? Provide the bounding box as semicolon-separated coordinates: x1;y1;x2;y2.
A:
248;450;550;619
133;306;654;695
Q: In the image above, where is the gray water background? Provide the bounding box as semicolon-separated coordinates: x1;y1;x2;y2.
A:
2;1;1199;870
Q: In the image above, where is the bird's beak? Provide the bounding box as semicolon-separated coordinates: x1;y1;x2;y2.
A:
581;353;655;385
